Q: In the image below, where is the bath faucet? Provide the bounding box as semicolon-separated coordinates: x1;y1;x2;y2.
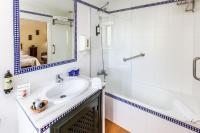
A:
56;74;64;83
97;70;108;81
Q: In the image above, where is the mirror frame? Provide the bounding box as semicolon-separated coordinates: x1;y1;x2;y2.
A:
13;0;77;75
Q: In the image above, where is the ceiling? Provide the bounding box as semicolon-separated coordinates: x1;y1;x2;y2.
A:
21;0;74;15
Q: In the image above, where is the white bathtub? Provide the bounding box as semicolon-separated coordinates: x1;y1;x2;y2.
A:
105;86;200;133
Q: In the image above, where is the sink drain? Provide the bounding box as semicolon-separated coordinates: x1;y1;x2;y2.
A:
60;95;67;98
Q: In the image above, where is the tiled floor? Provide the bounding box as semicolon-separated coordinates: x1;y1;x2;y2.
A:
105;119;130;133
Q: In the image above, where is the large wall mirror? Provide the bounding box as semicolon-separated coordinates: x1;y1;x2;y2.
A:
14;0;77;75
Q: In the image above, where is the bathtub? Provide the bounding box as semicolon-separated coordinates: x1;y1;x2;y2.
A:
105;85;200;133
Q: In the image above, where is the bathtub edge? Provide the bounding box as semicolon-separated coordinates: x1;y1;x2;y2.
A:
105;92;200;133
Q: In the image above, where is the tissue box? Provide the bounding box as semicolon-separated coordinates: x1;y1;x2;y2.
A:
68;69;80;76
17;83;31;99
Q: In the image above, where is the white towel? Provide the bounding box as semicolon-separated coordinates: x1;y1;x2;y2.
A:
91;77;102;90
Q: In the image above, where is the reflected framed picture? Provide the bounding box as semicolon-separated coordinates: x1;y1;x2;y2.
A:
28;35;32;40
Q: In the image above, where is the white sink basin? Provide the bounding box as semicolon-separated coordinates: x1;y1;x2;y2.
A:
43;77;90;104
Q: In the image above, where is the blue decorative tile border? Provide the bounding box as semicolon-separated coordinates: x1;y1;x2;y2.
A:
77;0;177;14
109;0;177;14
105;92;200;133
13;0;78;75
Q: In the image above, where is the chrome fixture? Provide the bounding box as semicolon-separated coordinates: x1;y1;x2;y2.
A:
95;2;110;82
177;0;195;12
97;70;108;80
193;57;200;81
123;53;145;62
56;74;64;83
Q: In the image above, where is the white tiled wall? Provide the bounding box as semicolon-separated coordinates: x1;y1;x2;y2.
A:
103;0;200;97
193;0;200;101
90;9;103;78
131;3;194;95
103;0;200;132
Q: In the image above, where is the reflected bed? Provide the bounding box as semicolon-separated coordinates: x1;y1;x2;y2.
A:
20;54;41;68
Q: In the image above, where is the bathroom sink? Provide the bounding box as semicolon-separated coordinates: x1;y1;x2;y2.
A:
44;77;90;104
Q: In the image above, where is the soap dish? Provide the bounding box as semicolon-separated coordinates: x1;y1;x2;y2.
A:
31;100;48;113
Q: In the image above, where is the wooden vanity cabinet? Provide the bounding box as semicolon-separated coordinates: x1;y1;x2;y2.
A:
51;90;102;133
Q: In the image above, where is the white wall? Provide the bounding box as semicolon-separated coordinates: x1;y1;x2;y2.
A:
90;9;103;78
103;1;200;132
103;0;200;97
0;0;17;132
77;2;106;80
192;0;200;102
0;1;93;133
77;3;91;76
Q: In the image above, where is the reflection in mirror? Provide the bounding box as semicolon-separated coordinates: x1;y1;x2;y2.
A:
20;0;74;68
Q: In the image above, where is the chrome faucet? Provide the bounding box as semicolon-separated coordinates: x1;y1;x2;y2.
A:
56;74;64;83
97;69;108;81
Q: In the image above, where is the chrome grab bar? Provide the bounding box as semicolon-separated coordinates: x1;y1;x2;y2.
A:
193;57;200;81
123;53;145;62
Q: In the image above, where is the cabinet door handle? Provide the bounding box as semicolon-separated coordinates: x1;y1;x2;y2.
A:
52;44;56;54
193;57;200;81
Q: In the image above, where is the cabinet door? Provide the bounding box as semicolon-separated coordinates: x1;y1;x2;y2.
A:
51;91;102;133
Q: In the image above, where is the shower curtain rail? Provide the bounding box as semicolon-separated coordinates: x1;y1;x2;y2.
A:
123;53;145;62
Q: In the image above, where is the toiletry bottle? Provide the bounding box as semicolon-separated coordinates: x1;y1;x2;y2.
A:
4;70;13;94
